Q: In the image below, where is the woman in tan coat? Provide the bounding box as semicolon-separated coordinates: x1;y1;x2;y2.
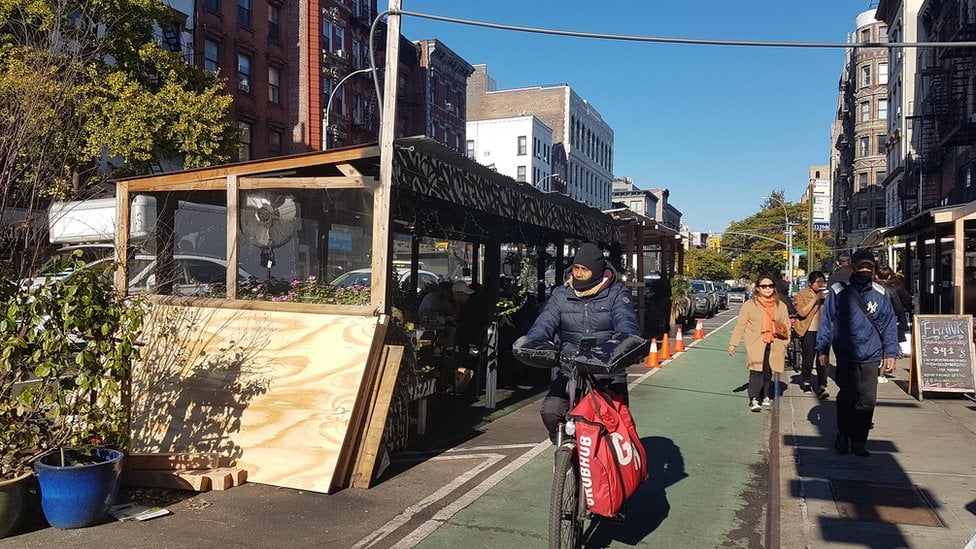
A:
728;274;790;412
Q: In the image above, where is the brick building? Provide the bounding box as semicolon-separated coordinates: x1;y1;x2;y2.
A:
195;0;294;159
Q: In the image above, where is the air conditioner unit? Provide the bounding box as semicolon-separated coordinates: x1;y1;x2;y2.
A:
444;101;453;110
335;49;345;59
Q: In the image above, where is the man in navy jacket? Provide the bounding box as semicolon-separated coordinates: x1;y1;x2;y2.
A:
816;249;898;457
514;243;646;443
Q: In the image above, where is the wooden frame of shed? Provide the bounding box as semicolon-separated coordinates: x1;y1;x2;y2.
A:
115;138;621;493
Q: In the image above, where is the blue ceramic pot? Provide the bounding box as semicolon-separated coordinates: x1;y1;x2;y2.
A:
34;447;124;529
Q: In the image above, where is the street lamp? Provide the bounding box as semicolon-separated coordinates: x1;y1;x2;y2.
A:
322;67;375;150
535;172;563;191
764;195;795;292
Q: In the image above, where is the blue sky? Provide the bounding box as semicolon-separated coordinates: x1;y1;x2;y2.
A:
395;0;877;232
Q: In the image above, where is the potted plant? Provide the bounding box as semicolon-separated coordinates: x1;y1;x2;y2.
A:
0;253;145;531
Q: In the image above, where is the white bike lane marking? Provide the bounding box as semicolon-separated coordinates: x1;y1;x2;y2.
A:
358;314;741;547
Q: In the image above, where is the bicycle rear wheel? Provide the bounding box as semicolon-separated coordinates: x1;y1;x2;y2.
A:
549;446;584;548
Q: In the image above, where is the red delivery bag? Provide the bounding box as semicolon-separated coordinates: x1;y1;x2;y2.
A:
566;388;648;517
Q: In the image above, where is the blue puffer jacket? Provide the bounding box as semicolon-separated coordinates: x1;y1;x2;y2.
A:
816;280;899;364
517;266;645;384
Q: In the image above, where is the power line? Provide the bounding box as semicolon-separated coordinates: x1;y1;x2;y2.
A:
395;9;976;50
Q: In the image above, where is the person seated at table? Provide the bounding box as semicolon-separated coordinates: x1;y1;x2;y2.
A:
417;281;457;325
452;280;492;393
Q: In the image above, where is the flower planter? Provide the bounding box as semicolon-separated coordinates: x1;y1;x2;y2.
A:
34;448;124;529
0;471;33;538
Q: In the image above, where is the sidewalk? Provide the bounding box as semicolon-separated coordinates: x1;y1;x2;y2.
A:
779;358;976;548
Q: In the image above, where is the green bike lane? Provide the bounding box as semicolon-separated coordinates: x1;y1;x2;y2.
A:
416;319;770;548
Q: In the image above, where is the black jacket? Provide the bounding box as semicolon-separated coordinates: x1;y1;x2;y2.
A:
513;266;646;384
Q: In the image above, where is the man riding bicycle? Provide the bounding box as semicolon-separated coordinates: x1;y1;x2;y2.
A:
512;243;647;443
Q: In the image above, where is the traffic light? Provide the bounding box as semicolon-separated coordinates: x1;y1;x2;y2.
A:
782;250;789;260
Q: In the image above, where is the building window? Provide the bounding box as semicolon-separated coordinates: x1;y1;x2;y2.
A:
269;129;282;156
859;136;870;157
878;99;888;120
237;0;251;27
879;62;888;85
268;5;280;43
204;0;219;13
517;165;526;182
877;134;886;155
860;28;870;43
876;172;886;186
861;65;871;87
465;140;474;159
875;207;886;224
352;93;362;124
268;66;280;104
517;135;526;155
333;25;344;54
237;54;251;93
860;101;870;122
238;121;252;161
322;20;333;52
352;39;363;69
858;172;868;189
321;76;332;98
204;40;219;72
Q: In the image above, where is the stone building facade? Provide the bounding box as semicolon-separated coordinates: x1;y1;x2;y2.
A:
467;65;614;210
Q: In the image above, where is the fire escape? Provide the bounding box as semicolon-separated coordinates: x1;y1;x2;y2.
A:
916;0;976;208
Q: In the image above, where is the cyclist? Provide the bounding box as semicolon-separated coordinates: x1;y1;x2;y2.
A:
512;242;646;443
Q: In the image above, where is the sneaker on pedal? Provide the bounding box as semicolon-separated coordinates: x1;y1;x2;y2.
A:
749;398;761;412
762;397;772;407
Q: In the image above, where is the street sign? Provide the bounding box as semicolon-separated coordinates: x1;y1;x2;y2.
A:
811;179;831;231
792;249;807;256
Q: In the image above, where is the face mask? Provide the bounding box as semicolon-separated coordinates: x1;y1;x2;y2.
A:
852;271;873;286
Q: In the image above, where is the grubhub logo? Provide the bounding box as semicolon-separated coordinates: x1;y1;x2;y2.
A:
610;432;641;470
577;435;596;507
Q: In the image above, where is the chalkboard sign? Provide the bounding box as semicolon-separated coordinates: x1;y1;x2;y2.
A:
911;315;976;398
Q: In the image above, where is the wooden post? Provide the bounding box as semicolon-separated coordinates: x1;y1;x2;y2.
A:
226;175;239;299
115;183;130;295
370;0;402;312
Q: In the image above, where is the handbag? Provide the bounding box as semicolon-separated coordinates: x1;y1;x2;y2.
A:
773;321;790;340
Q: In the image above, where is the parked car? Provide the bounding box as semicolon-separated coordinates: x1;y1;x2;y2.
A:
27;250;251;296
714;282;728;309
727;285;750;304
690;280;713;318
330;267;441;294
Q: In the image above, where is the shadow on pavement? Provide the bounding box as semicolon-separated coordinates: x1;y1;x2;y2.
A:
581;436;687;547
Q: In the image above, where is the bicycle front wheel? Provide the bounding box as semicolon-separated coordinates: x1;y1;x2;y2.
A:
549;446;584;548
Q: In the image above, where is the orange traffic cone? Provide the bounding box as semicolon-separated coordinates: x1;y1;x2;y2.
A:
694;319;705;340
660;333;672;360
645;338;660;368
674;326;686;352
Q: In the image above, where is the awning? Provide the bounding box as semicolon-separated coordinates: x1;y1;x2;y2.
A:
885;201;976;237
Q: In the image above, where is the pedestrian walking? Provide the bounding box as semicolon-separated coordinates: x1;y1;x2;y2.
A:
826;252;853;286
793;271;829;398
728;274;791;412
816;249;899;457
876;265;913;365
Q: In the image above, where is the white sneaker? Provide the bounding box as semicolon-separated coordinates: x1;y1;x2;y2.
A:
878;376;888;384
762;397;773;407
749;398;761;412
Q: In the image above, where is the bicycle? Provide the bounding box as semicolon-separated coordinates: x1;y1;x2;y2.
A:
512;334;647;549
549;366;591;548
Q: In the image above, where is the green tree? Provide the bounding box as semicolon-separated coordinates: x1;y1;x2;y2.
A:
0;0;237;276
684;248;733;280
721;189;831;282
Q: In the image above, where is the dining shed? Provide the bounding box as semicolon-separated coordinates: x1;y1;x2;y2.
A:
116;137;641;494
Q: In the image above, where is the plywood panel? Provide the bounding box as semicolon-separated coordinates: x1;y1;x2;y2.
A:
130;304;377;493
